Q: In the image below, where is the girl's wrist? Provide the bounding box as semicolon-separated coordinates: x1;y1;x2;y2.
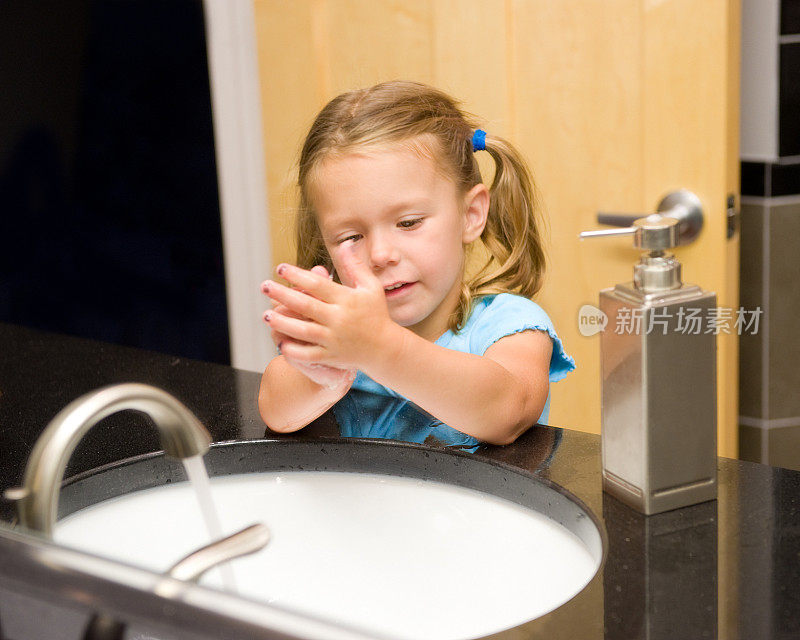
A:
312;376;354;409
361;323;415;383
283;356;355;398
317;368;356;395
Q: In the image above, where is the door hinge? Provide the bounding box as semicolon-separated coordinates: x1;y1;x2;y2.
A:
726;193;738;239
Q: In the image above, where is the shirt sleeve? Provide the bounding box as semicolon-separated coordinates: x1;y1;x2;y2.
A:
468;294;576;383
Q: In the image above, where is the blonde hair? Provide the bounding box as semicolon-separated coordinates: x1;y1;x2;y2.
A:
295;80;546;332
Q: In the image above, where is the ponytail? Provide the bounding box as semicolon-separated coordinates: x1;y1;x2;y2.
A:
451;133;546;331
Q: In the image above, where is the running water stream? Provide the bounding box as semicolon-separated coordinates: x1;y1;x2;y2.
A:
182;455;238;592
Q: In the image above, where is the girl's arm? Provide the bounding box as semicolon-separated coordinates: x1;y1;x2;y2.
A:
258;356;351;433
263;252;553;445
259;264;355;433
366;326;552;445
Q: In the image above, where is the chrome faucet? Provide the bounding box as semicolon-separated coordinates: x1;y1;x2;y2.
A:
11;383;212;536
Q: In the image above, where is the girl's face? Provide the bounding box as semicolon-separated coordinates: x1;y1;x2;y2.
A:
312;146;488;341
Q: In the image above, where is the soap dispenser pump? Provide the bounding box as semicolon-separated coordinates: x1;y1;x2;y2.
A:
581;190;717;515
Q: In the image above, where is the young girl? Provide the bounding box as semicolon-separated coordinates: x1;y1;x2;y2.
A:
258;81;574;451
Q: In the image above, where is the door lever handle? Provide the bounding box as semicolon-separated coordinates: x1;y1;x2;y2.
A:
593;189;704;246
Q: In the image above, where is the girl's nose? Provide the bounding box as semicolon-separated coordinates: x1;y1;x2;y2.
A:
367;235;399;269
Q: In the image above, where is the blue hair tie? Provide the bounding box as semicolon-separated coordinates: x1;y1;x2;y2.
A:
472;129;487;152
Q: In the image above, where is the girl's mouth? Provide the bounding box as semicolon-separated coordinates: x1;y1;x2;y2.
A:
384;282;414;297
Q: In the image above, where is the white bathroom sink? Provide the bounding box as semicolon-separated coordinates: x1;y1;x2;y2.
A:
53;440;603;640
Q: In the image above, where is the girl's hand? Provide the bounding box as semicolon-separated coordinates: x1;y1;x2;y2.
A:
262;265;323;351
262;266;356;391
262;245;403;372
264;265;329;351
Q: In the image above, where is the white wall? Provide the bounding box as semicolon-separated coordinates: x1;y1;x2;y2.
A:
203;0;276;373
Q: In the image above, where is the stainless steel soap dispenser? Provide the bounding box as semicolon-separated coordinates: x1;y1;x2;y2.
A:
581;190;717;515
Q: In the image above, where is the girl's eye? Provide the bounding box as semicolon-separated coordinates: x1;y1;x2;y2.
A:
398;218;422;229
337;234;361;245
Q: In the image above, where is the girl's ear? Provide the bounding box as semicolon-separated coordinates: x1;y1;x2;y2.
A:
462;183;490;244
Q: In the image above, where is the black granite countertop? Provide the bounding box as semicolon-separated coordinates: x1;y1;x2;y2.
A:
0;322;798;640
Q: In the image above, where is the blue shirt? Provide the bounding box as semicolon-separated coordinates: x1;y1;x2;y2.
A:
332;293;575;452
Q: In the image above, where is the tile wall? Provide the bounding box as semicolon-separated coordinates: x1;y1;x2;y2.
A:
739;0;800;471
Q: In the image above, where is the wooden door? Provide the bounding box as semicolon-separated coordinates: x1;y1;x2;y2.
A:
254;0;740;458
